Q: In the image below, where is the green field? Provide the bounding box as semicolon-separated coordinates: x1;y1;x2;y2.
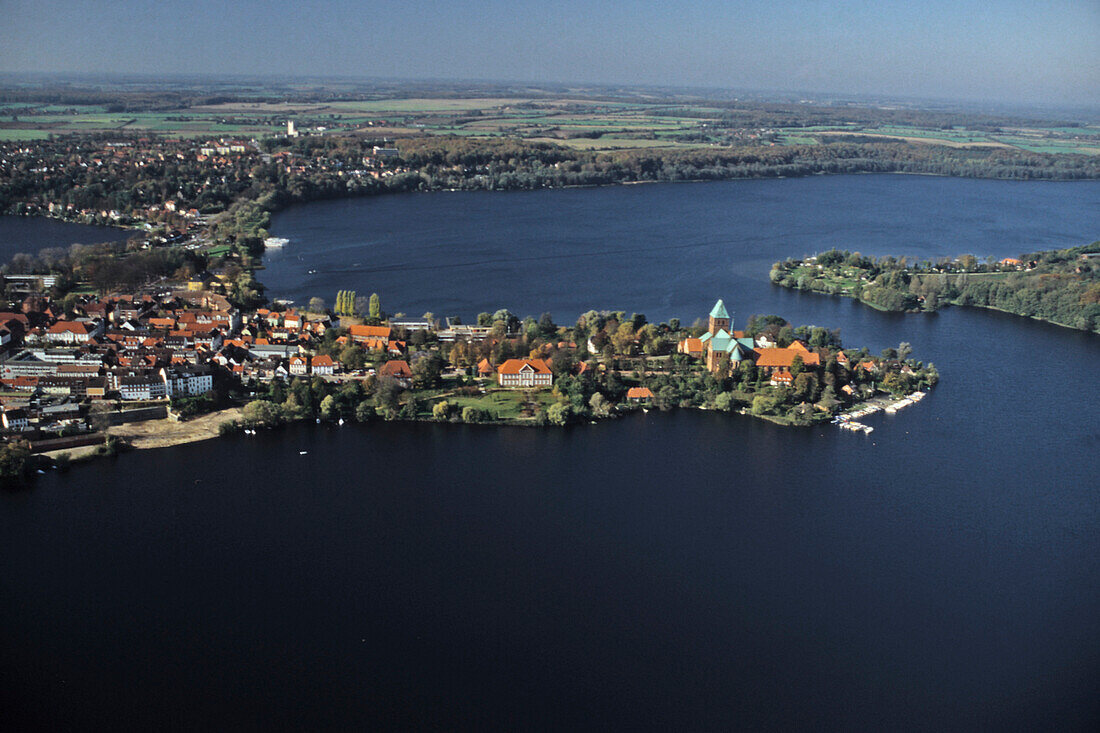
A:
2;95;1097;154
0;129;53;140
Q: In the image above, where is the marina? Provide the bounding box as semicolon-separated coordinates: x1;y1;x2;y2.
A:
834;391;926;433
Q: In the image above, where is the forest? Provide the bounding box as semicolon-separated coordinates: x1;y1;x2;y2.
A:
771;244;1100;332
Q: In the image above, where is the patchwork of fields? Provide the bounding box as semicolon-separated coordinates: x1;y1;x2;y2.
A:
2;95;1097;155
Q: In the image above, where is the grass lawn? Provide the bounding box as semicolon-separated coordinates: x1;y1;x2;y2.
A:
435;389;556;420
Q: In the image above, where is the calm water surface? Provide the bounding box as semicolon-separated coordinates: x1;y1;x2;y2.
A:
0;216;126;263
2;176;1099;730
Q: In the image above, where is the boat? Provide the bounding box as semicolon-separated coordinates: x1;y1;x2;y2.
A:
338;418;345;426
263;237;289;249
299;451;308;455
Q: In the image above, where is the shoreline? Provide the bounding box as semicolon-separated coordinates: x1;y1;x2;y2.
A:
40;407;244;462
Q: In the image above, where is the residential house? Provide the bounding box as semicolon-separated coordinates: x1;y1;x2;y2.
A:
497;358;553;388
289;355;309;375
379;359;412;387
1;408;29;431
310;354;336;375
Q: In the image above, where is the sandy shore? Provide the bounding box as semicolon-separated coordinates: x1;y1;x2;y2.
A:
109;407;243;449
40;407;243;460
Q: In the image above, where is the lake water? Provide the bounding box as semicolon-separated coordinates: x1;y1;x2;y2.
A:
0;216;126;263
2;176;1100;730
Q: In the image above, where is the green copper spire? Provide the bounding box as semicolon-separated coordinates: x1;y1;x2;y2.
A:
709;299;729;320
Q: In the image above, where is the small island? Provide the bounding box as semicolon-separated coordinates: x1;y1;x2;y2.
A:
770;243;1100;332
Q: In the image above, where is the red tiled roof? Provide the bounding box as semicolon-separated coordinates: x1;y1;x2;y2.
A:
47;321;91;335
349;325;391;340
497;358;551;375
379;360;412;378
627;387;654;399
754;348;820;368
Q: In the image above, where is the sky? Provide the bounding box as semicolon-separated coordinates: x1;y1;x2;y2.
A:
1;0;1097;106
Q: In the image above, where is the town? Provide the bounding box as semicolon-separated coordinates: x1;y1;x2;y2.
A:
0;256;939;476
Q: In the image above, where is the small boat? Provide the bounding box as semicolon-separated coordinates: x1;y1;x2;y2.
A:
263;237;289;248
299;450;308;455
315;418;321;424
338;418;345;425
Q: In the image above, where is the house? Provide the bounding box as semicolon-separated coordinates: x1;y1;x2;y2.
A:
678;338;703;358
289;355;309;375
497;358;553;388
626;386;654;403
46;320;100;344
379;359;412;386
1;408;29;431
311;354;336;375
754;345;820;375
119;373;168;401
348;325;391;344
770;370;794;387
476;358;495;378
161;366;213;397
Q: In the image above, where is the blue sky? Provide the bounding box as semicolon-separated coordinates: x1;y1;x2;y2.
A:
1;0;1097;105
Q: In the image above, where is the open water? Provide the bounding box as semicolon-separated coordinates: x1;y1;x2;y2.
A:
2;176;1099;730
0;216;125;264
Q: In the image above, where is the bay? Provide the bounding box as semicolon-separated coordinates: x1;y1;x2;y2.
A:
0;216;126;264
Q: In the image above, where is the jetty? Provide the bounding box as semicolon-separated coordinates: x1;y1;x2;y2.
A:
834;391;926;434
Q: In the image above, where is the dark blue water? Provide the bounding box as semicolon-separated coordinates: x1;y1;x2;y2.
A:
0;216;126;263
3;177;1100;730
263;175;1099;329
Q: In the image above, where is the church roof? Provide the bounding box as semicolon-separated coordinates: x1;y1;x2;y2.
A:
709;299;730;320
710;329;733;351
729;342;753;361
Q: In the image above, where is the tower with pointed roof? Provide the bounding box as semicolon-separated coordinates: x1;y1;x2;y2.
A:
707;299;730;335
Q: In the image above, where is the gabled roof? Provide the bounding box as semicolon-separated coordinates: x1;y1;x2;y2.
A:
47;320;91;335
709;299;729;320
379;360;412;378
349;324;391;339
497;358;551;375
681;338;703;352
754;347;821;368
729;342;754;361
626;387;654;399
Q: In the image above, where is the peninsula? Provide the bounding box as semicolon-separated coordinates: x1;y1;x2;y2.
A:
0;285;937;483
770;243;1100;333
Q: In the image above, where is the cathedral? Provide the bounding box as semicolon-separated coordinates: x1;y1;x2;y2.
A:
678;299;756;374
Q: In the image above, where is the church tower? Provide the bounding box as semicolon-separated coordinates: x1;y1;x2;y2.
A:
708;299;730;335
